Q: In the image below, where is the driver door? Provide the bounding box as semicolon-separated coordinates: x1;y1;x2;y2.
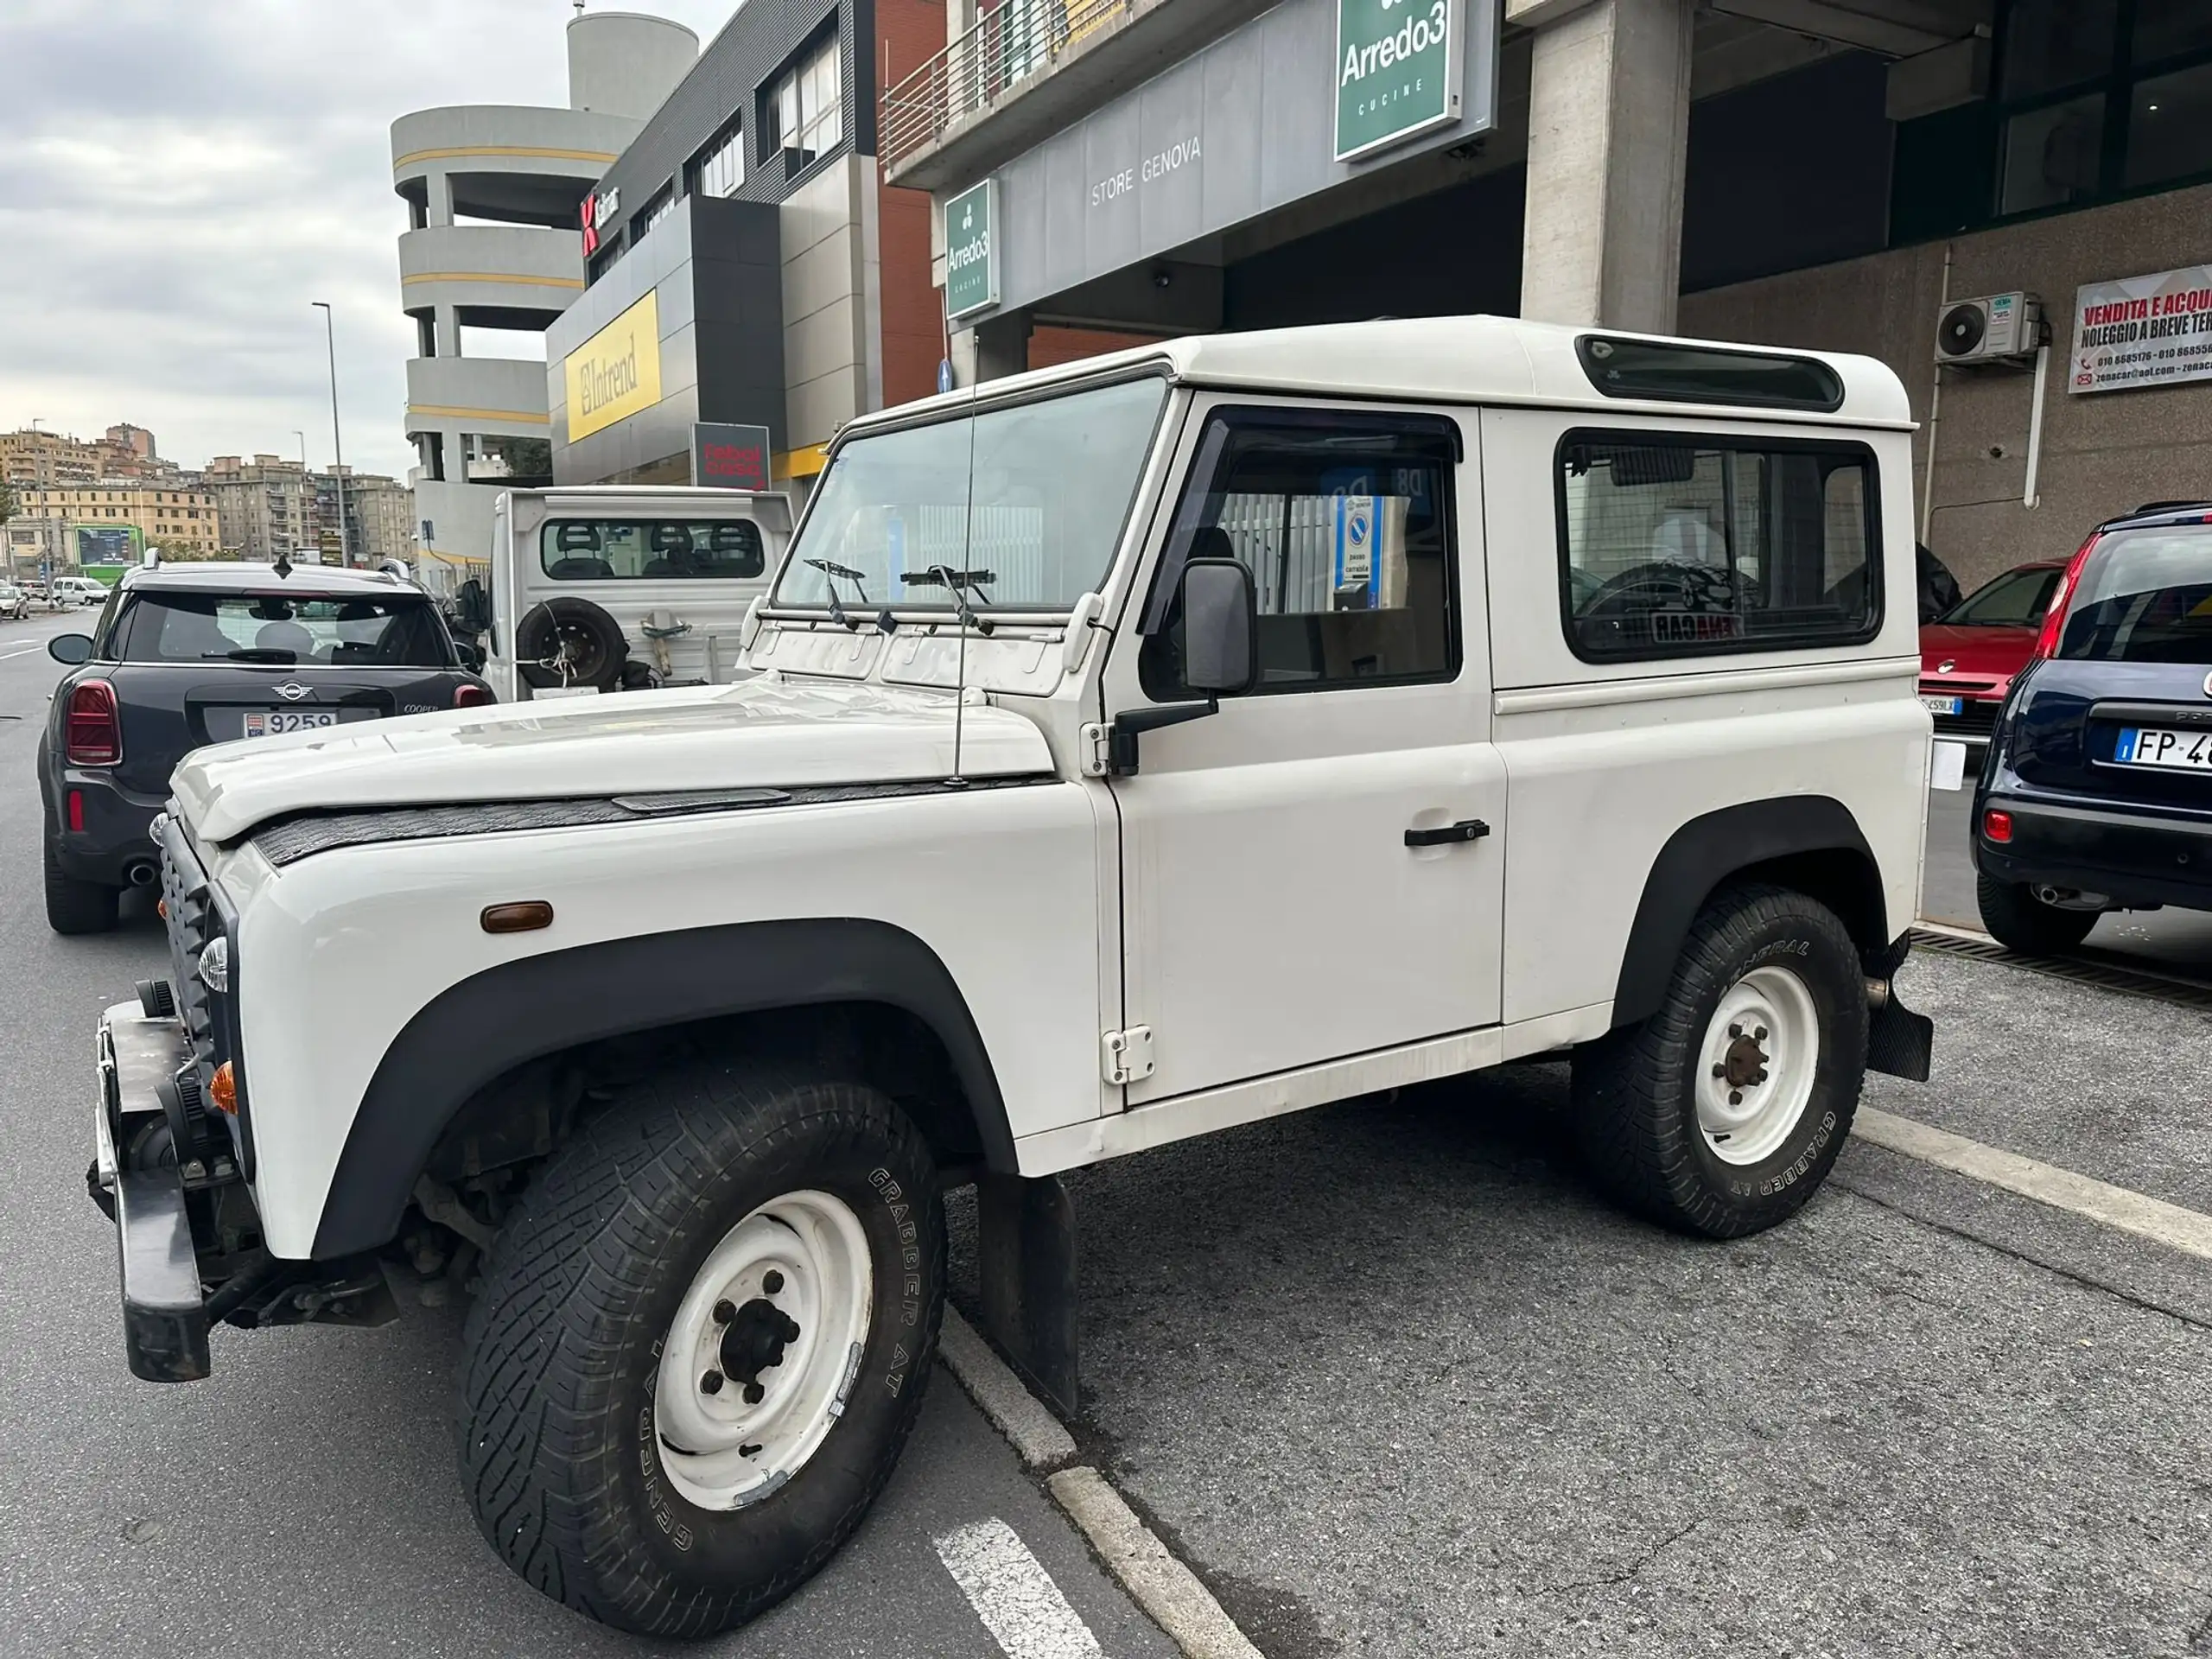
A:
1100;397;1506;1106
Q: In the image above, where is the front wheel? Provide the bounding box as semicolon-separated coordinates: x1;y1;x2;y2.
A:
458;1061;944;1637
1976;873;2098;955
1573;883;1867;1238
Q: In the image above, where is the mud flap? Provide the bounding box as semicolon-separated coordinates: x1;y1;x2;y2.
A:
1867;988;1934;1083
976;1173;1079;1419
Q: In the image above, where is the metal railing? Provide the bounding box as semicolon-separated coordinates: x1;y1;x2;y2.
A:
880;0;1135;173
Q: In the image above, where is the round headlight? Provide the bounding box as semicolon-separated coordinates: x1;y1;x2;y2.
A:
196;937;230;994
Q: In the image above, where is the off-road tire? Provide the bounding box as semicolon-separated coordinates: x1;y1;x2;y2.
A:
458;1061;944;1637
1573;883;1867;1238
44;837;118;935
1976;872;2098;956
514;596;627;691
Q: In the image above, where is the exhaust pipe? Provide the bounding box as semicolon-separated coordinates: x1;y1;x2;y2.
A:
125;861;158;887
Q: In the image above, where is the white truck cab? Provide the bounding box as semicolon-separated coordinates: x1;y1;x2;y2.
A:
88;316;1933;1638
472;484;793;700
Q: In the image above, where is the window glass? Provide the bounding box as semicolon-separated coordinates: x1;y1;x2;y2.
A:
693;121;744;198
118;593;452;667
778;376;1166;615
2126;63;2212;188
1559;433;1879;661
2000;93;2107;213
2058;527;2212;662
1140;411;1459;698
540;519;766;581
765;32;842;162
2000;0;2118;97
631;186;675;241
1577;337;1843;411
1941;565;2064;626
2133;0;2212;67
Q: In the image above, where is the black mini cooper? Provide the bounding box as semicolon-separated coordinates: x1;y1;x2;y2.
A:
39;561;492;933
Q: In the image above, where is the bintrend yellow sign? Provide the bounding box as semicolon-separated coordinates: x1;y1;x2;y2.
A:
565;290;663;441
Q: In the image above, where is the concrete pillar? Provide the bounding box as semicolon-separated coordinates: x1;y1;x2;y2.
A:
970;309;1032;383
1513;0;1693;334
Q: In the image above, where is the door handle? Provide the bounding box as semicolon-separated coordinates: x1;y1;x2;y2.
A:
1405;818;1491;848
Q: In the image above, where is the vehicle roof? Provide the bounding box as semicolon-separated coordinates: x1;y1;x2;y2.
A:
843;315;1914;435
116;561;423;595
2097;502;2212;532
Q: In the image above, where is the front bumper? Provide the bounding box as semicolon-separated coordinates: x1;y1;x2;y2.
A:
92;1001;211;1382
1974;793;2212;911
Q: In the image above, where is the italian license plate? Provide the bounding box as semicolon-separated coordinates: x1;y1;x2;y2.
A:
1920;694;1962;716
243;709;340;738
2114;726;2212;771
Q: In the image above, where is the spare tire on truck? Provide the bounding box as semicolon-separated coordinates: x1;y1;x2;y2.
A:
515;597;627;691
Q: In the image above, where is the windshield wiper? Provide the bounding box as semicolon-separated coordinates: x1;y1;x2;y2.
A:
205;648;298;663
899;566;996;636
803;558;868;632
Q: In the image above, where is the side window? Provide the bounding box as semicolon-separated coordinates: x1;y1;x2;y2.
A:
1558;430;1880;661
1141;409;1459;699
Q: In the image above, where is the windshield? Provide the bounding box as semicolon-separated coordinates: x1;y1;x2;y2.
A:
540;518;765;581
1939;565;2063;627
775;375;1169;614
2057;527;2212;664
114;592;454;667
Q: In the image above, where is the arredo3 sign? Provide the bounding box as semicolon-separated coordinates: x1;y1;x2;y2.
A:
1336;0;1461;162
944;179;998;323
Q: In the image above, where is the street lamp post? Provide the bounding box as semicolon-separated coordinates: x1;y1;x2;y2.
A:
311;302;348;567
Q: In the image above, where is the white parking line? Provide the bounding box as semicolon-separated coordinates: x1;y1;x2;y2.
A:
0;643;49;664
936;1516;1104;1659
1856;1105;2212;1262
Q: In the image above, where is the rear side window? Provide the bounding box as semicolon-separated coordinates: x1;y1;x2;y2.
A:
2058;527;2212;663
1942;565;2063;626
115;593;454;668
1558;431;1880;661
541;518;765;581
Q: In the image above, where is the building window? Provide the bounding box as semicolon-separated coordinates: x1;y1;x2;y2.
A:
631;184;675;242
1999;92;2106;213
690;118;745;198
762;29;842;173
2126;60;2212;188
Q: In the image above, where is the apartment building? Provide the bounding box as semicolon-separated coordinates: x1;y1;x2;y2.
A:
203;454;316;562
14;481;221;562
313;468;416;568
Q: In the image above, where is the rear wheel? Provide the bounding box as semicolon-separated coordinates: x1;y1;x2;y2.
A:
458;1059;944;1637
1976;873;2098;955
43;837;118;935
1573;883;1866;1237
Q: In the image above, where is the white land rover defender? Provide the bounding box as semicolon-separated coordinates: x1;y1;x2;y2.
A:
90;318;1934;1637
457;484;793;701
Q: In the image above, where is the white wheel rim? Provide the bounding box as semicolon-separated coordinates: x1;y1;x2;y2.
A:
653;1189;874;1511
1694;964;1821;1166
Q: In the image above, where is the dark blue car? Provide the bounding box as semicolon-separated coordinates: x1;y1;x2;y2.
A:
1974;502;2212;952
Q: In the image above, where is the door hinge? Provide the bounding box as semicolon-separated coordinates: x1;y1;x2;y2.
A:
1102;1026;1154;1085
1079;721;1110;778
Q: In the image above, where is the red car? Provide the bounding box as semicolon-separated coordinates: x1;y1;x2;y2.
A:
1918;561;2066;743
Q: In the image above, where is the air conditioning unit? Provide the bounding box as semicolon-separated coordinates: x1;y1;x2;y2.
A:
1936;292;2042;364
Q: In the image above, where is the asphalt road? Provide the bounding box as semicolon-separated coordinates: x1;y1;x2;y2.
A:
0;607;1175;1659
8;607;2209;1657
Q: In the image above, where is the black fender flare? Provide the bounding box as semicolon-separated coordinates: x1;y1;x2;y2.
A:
1610;796;1887;1031
310;918;1014;1259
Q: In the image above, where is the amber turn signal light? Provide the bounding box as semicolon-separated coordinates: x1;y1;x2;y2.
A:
481;900;555;934
210;1062;238;1116
156;899;168;921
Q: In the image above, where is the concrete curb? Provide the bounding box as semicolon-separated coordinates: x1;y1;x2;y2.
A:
1048;1467;1266;1659
938;1306;1266;1657
938;1306;1077;1469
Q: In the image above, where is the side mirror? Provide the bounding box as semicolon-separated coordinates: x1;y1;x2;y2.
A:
48;634;93;666
1179;556;1258;696
454;577;491;636
455;640;486;672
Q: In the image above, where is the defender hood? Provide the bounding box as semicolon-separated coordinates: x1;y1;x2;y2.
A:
169;678;1053;843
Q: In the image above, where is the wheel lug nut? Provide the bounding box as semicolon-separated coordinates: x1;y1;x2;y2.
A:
743;1382;765;1405
763;1270;784;1295
713;1299;736;1324
1728;1090;1743;1105
1754;1069;1769;1084
700;1370;724;1395
1712;1063;1726;1077
1728;1024;1743;1038
1754;1026;1768;1041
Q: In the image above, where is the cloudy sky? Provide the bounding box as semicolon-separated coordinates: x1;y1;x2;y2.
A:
0;0;741;481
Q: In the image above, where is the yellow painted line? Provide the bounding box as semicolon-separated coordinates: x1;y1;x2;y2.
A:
401;270;584;290
405;404;552;426
393;144;619;168
1855;1106;2212;1262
